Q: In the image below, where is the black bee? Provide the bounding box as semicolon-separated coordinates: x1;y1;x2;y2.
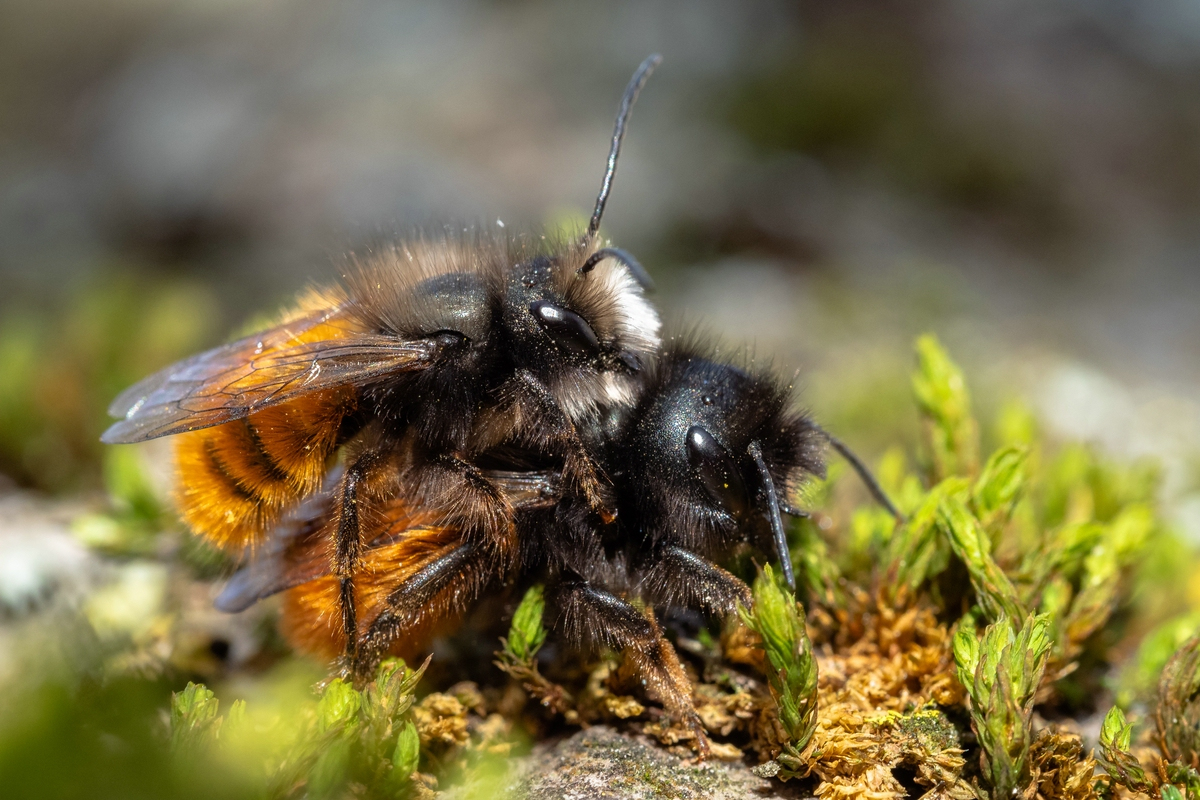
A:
491;341;900;748
618;340;900;603
618;341;824;607
102;55;665;673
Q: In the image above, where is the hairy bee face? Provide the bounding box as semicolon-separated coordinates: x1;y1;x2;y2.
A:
622;345;824;555
503;245;661;426
337;232;660;449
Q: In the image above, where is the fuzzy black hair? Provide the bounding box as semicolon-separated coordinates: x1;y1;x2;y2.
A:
615;335;825;557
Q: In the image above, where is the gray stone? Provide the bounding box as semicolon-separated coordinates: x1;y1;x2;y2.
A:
500;725;810;800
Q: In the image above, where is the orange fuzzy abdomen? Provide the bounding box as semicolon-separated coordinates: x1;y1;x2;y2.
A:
174;386;357;552
280;501;463;662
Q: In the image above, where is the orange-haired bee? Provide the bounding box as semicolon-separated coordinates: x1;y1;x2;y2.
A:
104;54;901;756
213;467;562;664
212;341;900;755
104;56;664;674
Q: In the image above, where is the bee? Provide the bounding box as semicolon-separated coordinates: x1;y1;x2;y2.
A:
503;342;900;746
498;342;831;747
616;340;825;609
103;55;665;672
618;338;901;607
215;342;898;755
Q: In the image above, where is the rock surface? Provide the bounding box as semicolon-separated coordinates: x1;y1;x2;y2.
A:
496;726;809;800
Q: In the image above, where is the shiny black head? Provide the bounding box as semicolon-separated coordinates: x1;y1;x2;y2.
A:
620;344;825;588
502;248;658;366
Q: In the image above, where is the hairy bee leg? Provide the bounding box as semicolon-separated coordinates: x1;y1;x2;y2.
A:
353;541;486;681
513;369;612;518
551;580;710;757
333;451;382;662
427;453;516;551
637;545;753;617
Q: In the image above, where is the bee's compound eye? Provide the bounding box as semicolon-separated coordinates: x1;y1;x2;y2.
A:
530;300;600;356
432;330;467;348
686;425;750;519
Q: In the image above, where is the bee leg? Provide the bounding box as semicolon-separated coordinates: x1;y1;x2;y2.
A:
512;370;612;519
353;541;487;681
332;451;382;668
423;453;517;557
551;580;710;758
637;545;753;617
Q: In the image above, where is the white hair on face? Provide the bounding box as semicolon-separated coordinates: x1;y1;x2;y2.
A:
543;244;663;425
553;242;662;358
591;254;662;354
549;371;640;425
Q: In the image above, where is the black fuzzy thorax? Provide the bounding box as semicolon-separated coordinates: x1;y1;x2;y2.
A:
334;227;660;456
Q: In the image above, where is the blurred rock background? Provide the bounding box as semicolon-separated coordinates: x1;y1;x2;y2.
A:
2;1;1200;794
5;0;1200;498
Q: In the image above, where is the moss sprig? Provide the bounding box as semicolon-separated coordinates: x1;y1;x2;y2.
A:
740;564;818;779
953;614;1052;798
1096;706;1157;796
938;496;1025;624
495;584;573;717
170;682;228;752
913;333;979;482
1158;633;1200;770
880;476;966;598
170;657;429;799
971;444;1029;533
1062;504;1153;653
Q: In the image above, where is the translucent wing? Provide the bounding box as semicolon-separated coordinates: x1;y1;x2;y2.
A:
214;474;340;613
102;306;443;444
479;469;562;508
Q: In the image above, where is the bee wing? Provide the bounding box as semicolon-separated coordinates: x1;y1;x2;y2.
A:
481;469;562;508
102;308;443;444
215;547;329;613
213;474;340;613
215;553;327;613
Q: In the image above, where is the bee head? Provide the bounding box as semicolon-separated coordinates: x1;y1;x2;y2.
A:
500;238;661;422
625;346;825;588
500;54;664;423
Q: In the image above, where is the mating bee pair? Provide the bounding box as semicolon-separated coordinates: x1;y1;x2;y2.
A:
103;56;896;749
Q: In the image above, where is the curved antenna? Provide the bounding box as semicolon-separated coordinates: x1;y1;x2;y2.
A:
815;425;904;522
587;54;662;241
577;246;655;291
749;440;795;591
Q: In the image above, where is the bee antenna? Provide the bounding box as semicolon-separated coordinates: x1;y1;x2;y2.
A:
815;426;905;522
749;440;795;592
587;54;662;241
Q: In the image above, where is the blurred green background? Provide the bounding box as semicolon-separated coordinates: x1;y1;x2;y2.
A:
3;1;1200;797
